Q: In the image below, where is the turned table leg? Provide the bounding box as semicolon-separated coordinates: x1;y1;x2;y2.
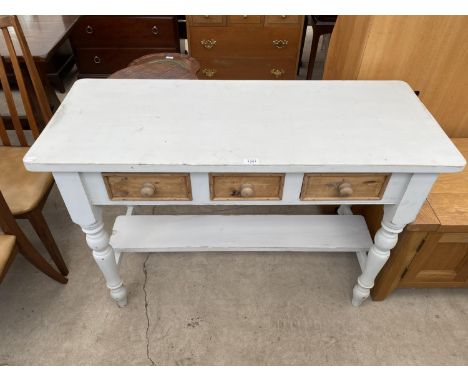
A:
351;173;438;306
352;219;403;306
53;172;128;307
82;219;127;307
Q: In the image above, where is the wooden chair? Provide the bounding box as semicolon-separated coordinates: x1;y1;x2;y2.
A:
0;190;67;284
0;15;68;277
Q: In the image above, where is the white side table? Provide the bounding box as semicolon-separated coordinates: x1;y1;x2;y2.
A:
24;80;465;307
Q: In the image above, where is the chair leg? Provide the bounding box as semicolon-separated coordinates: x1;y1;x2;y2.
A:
27;208;69;276
18;238;68;284
306;31;322;80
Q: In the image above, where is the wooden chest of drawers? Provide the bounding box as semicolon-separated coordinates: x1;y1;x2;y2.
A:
70;16;180;78
187;15;304;80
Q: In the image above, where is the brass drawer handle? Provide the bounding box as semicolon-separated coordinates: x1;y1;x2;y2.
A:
85;25;93;34
201;39;216;49
272;39;288;49
202;68;217;77
270;68;285;78
152;25;159;35
93;55;101;64
338;182;353;197
140;182;156;197
240;183;254;198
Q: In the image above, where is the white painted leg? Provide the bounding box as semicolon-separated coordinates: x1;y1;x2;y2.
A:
351;173;438;306
82;219;128;307
53;172;128;307
352;220;403;306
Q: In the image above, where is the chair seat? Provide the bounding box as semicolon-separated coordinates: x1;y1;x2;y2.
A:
0;234;16;275
0;146;53;215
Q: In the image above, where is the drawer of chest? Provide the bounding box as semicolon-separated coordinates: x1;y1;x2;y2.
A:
103;173;192;201
197;58;297;79
188;15;226;26
71;16;178;48
227;16;263;25
265;15;301;25
189;27;301;58
300;174;389;201
210;173;285;201
75;48;178;75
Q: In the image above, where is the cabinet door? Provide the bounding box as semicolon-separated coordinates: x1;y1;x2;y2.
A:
401;233;468;287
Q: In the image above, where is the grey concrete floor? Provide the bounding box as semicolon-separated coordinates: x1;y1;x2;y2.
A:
1;187;468;365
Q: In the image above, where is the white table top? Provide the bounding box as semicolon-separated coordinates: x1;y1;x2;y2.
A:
24;79;465;173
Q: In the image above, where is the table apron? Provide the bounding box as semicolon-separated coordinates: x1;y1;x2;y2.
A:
78;171;413;206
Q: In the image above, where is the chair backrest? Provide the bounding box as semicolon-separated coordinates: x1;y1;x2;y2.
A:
0;15;52;147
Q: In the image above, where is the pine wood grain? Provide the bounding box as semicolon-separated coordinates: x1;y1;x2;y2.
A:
324;16;468;138
103;173;192;201
301;174;388;201
209;173;284;201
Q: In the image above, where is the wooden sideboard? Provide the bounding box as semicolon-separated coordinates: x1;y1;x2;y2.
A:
187;15;304;80
323;16;468;138
70;16;180;78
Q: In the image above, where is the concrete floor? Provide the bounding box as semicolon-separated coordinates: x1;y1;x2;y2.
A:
1;187;468;365
1;25;468;366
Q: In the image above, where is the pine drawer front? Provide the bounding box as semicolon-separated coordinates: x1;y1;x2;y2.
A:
103;173;192;201
300;174;389;201
189;27;301;58
197;58;296;79
227;16;263;25
71;16;178;48
189;16;226;26
265;15;301;25
210;173;285;201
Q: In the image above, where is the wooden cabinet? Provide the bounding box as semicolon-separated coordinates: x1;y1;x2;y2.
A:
70;16;180;78
368;138;468;300
187;15;304;80
323;16;468;138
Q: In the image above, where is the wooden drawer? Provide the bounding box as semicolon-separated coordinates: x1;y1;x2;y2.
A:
197;58;297;79
189;27;301;58
265;15;301;25
71;16;179;48
189;16;225;26
103;173;192;201
300;174;389;201
210;173;285;200
227;16;263;25
74;48;178;75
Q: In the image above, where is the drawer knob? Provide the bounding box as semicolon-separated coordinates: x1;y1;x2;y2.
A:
85;25;93;34
202;68;217;77
93;55;101;64
338;182;353;197
201;39;216;49
152;25;159;35
272;39;288;49
270;68;285;78
281;15;287;19
240;183;254;198
140;182;156;197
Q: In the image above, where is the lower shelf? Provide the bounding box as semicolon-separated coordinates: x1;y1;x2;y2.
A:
110;215;373;253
